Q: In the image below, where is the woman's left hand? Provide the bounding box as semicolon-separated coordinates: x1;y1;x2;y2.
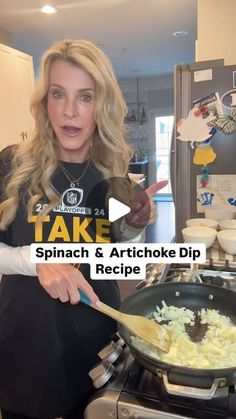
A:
125;180;168;229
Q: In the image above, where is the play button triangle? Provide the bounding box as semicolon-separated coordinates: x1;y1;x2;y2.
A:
108;197;131;222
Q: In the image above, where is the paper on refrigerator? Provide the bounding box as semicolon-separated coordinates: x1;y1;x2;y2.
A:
197;174;236;212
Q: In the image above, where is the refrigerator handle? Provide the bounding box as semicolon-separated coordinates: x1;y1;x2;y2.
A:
170;126;176;203
173;64;192;242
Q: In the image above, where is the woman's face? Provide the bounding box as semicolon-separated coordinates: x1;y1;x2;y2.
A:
47;59;97;162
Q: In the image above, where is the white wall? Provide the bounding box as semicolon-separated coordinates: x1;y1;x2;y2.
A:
0;28;12;46
196;0;236;64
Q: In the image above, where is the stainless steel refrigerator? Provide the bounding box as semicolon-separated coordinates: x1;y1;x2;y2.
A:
172;59;236;242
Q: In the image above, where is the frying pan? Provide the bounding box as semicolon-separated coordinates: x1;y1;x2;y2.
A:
118;282;236;399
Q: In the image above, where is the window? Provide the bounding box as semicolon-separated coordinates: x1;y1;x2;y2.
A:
155;115;174;195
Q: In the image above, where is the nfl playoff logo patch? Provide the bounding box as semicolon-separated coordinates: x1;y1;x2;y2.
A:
61;188;84;207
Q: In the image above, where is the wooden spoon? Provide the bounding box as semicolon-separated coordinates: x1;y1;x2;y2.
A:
79;291;171;353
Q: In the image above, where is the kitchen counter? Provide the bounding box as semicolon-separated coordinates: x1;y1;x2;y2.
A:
129;159;148;165
129;160;148;188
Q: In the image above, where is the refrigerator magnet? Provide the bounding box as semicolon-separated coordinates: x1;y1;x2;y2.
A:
177;106;215;143
192;92;223;117
208;108;236;135
200;166;209;188
221;89;236;110
193;142;216;166
194;69;212;83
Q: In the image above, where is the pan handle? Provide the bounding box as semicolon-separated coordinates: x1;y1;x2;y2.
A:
162;372;226;400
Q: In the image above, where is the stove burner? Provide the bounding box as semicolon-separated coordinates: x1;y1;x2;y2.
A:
163;265;236;291
200;275;224;286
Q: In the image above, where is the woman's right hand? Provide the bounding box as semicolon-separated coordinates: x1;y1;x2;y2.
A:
36;263;100;305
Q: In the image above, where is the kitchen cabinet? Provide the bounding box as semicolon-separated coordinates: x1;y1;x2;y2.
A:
0;43;35;151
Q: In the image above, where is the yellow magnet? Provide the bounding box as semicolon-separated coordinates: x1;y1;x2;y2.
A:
193;144;216;165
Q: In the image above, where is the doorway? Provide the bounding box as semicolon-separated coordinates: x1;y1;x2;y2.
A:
148;110;174;200
155;115;174;198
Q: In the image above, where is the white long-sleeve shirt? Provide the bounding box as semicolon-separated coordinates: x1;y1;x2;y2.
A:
0;220;145;276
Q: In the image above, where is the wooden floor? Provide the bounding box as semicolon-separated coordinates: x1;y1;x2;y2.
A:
118;201;175;300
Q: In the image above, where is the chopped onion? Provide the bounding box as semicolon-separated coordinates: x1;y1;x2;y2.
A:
131;302;236;369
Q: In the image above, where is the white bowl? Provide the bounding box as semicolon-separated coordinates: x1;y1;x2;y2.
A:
217;229;236;255
204;205;236;221
186;218;218;230
219;219;236;231
182;226;217;249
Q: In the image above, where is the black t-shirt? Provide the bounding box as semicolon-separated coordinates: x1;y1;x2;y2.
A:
0;146;121;417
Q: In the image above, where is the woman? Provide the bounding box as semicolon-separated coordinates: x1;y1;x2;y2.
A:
0;39;164;419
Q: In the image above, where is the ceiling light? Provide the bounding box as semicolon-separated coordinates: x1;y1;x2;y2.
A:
40;5;58;14
173;31;188;37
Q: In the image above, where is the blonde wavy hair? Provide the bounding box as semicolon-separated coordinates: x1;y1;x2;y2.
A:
0;39;133;230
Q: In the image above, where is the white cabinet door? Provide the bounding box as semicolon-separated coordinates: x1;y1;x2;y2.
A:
0;44;16;149
0;43;35;150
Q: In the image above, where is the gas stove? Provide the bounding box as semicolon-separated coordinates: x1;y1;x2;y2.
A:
162;264;236;290
85;260;236;419
85;334;236;419
139;257;236;290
